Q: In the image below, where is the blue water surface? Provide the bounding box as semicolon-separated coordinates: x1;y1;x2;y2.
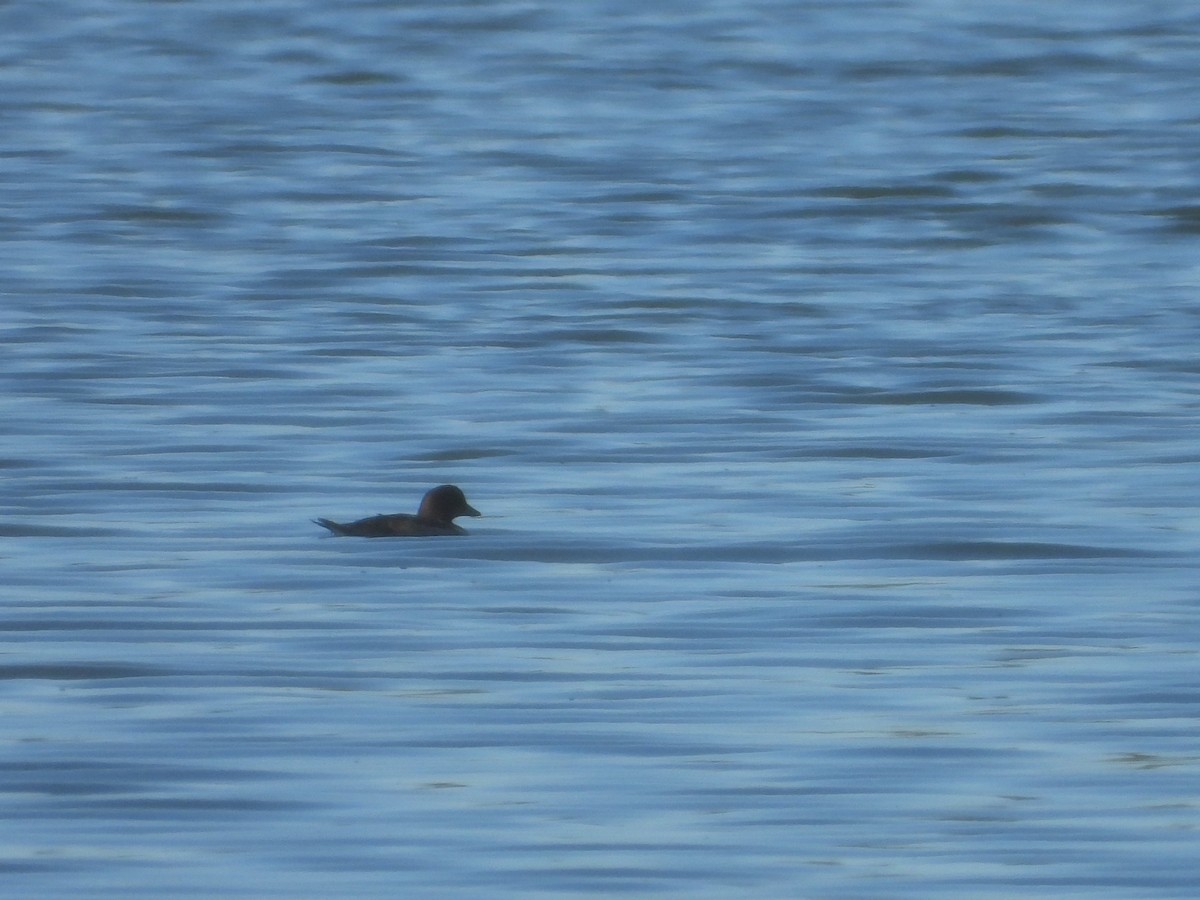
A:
2;1;1199;897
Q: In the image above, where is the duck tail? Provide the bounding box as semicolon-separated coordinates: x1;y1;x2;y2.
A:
313;518;348;535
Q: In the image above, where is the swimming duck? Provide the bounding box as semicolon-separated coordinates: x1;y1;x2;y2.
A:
314;484;481;537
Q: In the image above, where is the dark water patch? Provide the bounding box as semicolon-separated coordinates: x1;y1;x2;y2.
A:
936;169;1008;184
1098;357;1200;375
2;759;281;788
341;311;447;329
1096;690;1200;710
834;743;1004;764
364;234;493;253
444;537;1163;567
0;457;39;469
0;618;370;635
1146;205;1200;234
73;674;391;693
0;523;124;537
1027;181;1128;200
894;540;1156;561
843;60;941;80
525;327;663;345
412;448;519;462
805;445;957;460
83;480;296;494
56;796;319;815
950;204;1081;231
310;69;402;86
811;184;958;201
121;442;264;456
812;603;1029;629
296;345;410;359
958;125;1059;139
953;52;1131;78
890;235;1000;251
96;204;225;227
287;262;467;280
389;730;742;758
6;324;102;343
994;646;1087;663
851;389;1042;406
582;188;692;205
0;663;170;680
475;278;593;295
0;861;90;874
414;669;642;686
456;542;831;565
1107;752;1200;771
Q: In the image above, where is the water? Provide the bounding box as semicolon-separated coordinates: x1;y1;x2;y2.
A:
2;0;1199;896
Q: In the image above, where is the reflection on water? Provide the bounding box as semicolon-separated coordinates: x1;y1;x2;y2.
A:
3;0;1199;896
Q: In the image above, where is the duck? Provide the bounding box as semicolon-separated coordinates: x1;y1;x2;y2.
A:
314;484;481;537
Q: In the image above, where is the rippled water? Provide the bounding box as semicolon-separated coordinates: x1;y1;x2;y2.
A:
3;1;1199;896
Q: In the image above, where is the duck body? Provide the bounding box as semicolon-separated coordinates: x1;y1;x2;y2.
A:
314;484;481;538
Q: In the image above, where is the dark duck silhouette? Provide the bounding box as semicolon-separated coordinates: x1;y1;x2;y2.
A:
314;484;481;537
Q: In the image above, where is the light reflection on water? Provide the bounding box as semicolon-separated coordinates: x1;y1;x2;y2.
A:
3;0;1199;896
